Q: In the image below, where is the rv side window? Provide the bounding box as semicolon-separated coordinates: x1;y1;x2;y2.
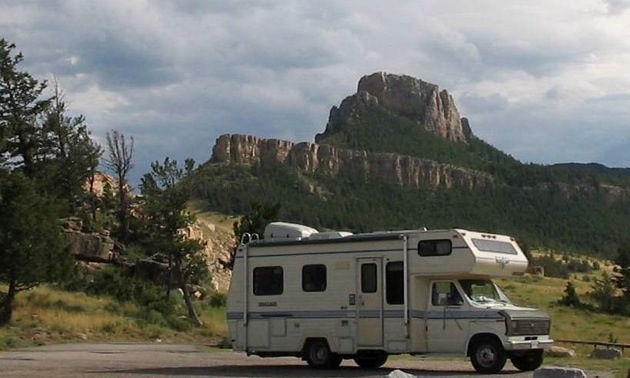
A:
302;264;327;292
361;263;377;293
386;262;404;304
418;239;452;256
253;266;283;296
431;281;463;306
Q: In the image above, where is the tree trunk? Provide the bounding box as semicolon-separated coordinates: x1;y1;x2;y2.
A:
174;259;202;326
180;281;203;327
0;280;17;325
166;253;172;300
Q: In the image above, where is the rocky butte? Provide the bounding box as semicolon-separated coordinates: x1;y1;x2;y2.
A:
316;72;473;143
210;72;492;190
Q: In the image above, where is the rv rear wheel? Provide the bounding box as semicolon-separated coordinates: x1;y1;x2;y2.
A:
305;340;340;369
510;350;543;371
470;338;507;374
353;352;388;369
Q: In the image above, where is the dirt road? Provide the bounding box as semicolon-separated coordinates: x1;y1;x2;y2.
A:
0;343;569;377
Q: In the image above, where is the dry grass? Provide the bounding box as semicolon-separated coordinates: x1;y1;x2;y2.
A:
187;200;239;234
0;285;228;350
498;271;629;377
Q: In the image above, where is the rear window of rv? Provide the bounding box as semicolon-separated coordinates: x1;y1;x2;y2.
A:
253;266;283;296
302;264;327;292
472;239;518;255
418;239;452;256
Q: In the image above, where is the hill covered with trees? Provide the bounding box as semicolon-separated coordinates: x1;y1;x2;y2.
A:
189;72;630;259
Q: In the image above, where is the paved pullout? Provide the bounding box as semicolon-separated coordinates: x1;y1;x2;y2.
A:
0;343;578;378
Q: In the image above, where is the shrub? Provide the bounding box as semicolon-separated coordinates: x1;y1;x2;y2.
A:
559;281;581;308
209;292;227;308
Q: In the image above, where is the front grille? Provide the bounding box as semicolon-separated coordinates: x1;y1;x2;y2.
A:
510;319;550;336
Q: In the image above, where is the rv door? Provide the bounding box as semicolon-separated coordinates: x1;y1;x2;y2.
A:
356;258;384;347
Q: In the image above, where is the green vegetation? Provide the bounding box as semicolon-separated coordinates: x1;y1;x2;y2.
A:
1;38;213;331
498;273;629;377
190;162;630;257
0;284;228;351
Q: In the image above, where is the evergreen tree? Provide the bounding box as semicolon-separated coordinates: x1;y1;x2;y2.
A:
0;39;51;176
590;271;617;313
559;281;581;308
0;171;70;324
613;240;630;305
39;82;102;214
140;157;206;326
231;201;281;268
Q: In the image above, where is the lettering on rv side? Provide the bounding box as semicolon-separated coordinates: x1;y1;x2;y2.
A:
259;301;278;307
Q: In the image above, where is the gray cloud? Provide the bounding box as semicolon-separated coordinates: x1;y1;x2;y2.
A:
1;0;629;185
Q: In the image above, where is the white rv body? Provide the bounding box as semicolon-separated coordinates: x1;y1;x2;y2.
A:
227;222;553;373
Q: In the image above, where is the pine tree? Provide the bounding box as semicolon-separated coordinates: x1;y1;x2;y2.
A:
0;171;70;324
613;240;630;306
559;281;581;308
140;157;206;326
231;201;281;268
39;81;102;214
0;39;51;176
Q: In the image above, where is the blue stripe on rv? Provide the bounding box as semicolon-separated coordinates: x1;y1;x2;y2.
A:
227;310;502;321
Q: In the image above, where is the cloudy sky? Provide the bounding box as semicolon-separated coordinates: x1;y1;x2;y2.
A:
2;0;629;184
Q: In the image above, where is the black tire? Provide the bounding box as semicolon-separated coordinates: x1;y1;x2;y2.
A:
510;350;544;372
305;340;339;369
353;352;388;369
470;338;507;374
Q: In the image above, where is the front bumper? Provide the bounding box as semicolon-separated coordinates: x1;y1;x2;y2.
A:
504;338;554;350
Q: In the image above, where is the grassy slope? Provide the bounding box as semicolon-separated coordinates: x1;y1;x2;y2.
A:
0;285;227;351
497;268;629;376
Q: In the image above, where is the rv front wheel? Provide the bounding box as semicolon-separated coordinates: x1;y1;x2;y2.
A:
510;350;543;371
305;340;339;369
353;352;388;369
470;338;507;374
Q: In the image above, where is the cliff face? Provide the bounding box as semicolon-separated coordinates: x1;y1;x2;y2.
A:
317;72;472;143
212;134;494;190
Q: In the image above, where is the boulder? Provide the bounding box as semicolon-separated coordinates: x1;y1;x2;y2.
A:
383;370;417;378
534;367;586;378
590;348;622;360
63;230;115;262
545;346;575;358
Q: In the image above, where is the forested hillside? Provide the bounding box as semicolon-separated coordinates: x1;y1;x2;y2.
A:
189;72;630;258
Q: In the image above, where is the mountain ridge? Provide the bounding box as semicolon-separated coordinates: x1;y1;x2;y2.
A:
190;72;630;257
211;133;495;190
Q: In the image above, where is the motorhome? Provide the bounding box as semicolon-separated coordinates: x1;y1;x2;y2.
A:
226;222;553;374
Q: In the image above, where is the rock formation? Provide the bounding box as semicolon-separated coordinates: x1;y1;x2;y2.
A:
183;221;235;292
212;134;494;190
60;217;116;262
316;72;472;143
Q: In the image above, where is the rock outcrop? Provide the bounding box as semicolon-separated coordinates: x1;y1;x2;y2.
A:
183;221;235;292
60;217;116;262
316;72;472;143
212;134;494;190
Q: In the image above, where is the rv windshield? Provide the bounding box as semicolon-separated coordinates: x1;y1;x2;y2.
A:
459;279;511;305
